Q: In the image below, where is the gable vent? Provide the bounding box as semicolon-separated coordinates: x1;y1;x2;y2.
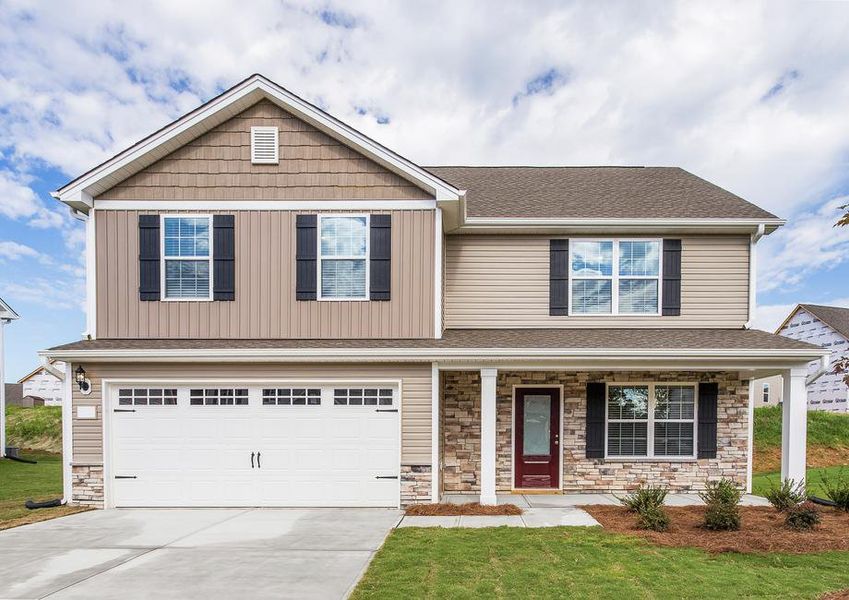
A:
251;126;279;164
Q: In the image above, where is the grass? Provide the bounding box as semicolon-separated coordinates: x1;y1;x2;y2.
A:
0;451;88;530
752;466;849;499
754;406;849;453
5;405;63;453
352;527;849;599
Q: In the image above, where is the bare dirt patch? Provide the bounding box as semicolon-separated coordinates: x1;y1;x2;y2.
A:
0;505;91;531
405;502;523;516
820;590;849;600
584;505;849;554
755;446;849;473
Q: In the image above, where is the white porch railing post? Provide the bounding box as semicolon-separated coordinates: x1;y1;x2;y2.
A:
781;366;809;487
480;368;498;506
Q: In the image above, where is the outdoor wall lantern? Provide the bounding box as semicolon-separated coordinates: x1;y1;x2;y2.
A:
75;365;92;395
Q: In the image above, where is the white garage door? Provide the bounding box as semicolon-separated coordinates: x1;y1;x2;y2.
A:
110;384;400;507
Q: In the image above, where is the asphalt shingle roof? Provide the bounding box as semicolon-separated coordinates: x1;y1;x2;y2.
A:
797;304;849;340
425;166;778;220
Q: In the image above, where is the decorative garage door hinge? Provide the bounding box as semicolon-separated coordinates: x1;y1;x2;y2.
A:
115;475;138;479
375;475;399;480
113;409;136;413
375;409;398;413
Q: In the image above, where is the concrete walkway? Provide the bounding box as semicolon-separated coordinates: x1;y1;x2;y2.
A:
0;508;402;600
396;492;769;528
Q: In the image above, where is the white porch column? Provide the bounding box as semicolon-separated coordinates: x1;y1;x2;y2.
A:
781;366;808;486
480;368;498;505
431;363;440;503
0;319;6;457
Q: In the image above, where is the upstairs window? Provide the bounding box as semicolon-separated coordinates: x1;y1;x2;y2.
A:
162;216;212;300
319;215;368;300
570;239;660;315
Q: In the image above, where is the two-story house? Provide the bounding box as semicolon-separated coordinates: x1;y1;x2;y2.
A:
44;74;827;509
756;304;849;413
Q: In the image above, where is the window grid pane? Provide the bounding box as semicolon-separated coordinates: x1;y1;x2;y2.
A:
618;241;659;277
321;259;366;298
118;388;177;406
165;260;210;299
262;388;321;406
570;241;613;277
320;217;367;257
189;388;248;406
572;280;612;314
164;217;210;257
334;388;393;406
654;422;694;456
618;279;658;314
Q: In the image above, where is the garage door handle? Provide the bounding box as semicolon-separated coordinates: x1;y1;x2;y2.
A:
251;452;255;469
256;452;261;469
375;476;398;480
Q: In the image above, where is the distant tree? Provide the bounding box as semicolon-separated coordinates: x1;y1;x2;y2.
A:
835;204;849;384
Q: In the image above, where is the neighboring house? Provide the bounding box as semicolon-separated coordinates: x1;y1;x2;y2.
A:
754;304;849;413
1;296;20;456
43;74;826;509
17;362;66;407
756;374;782;407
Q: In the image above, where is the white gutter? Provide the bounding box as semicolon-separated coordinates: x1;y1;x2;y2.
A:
806;354;831;386
460;217;785;229
41;346;829;363
744;223;766;329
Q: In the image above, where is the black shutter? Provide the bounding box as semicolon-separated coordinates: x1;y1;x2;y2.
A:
586;382;606;458
550;239;569;316
213;215;235;301
296;215;317;301
370;214;391;301
662;239;682;316
697;382;718;459
139;215;160;301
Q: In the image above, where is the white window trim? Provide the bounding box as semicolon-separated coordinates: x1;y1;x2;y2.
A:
604;382;698;460
762;382;770;403
568;238;663;316
317;213;370;301
160;214;214;302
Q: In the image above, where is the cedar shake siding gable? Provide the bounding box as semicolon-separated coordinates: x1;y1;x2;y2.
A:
95;209;435;339
96;100;433;201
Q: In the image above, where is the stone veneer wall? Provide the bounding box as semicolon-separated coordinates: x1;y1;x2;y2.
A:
441;370;749;494
400;465;432;506
72;464;105;507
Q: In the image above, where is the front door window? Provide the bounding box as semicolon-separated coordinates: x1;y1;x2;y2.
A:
523;395;551;456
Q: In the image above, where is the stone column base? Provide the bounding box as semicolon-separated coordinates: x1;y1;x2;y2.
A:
71;464;104;507
400;465;432;507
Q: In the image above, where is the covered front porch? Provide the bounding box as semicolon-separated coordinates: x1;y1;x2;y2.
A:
431;363;818;505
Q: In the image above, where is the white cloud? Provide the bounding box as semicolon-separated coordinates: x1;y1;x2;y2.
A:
2;277;85;312
0;240;42;261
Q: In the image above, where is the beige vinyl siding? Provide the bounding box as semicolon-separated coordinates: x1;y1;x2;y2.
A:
444;235;749;328
96;209;435;338
71;362;432;465
96;100;431;201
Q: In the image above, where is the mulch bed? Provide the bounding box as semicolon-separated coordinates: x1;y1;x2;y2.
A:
405;502;523;516
583;505;849;554
820;591;849;600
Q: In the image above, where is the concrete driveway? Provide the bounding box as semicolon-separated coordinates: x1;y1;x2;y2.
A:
0;508;402;600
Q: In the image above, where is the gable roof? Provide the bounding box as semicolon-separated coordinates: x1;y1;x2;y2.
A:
778;304;849;340
53;74;462;211
426;166;780;223
0;297;19;321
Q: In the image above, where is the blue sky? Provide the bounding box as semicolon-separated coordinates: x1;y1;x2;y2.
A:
2;1;849;381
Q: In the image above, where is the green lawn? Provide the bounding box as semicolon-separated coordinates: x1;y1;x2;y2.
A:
0;451;87;529
752;465;849;499
5;405;63;453
754;406;849;454
353;527;849;599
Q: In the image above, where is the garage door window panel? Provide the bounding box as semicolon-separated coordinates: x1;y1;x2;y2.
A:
118;388;177;406
190;388;249;406
334;388;394;406
263;388;321;406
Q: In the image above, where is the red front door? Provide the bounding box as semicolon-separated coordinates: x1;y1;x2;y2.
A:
514;388;560;489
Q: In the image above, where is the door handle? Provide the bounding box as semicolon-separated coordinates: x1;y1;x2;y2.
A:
251;451;255;469
256;452;261;469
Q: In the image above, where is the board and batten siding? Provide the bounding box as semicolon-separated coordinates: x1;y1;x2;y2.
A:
444;235;750;328
71;362;433;466
95;209;435;338
95;100;431;201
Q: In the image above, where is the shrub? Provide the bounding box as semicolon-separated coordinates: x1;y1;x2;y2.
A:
765;478;806;512
636;505;670;532
619;485;668;513
785;501;821;531
700;479;742;531
822;468;849;511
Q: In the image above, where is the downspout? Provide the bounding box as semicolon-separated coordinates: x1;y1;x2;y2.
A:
744;224;766;329
806;354;831;386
